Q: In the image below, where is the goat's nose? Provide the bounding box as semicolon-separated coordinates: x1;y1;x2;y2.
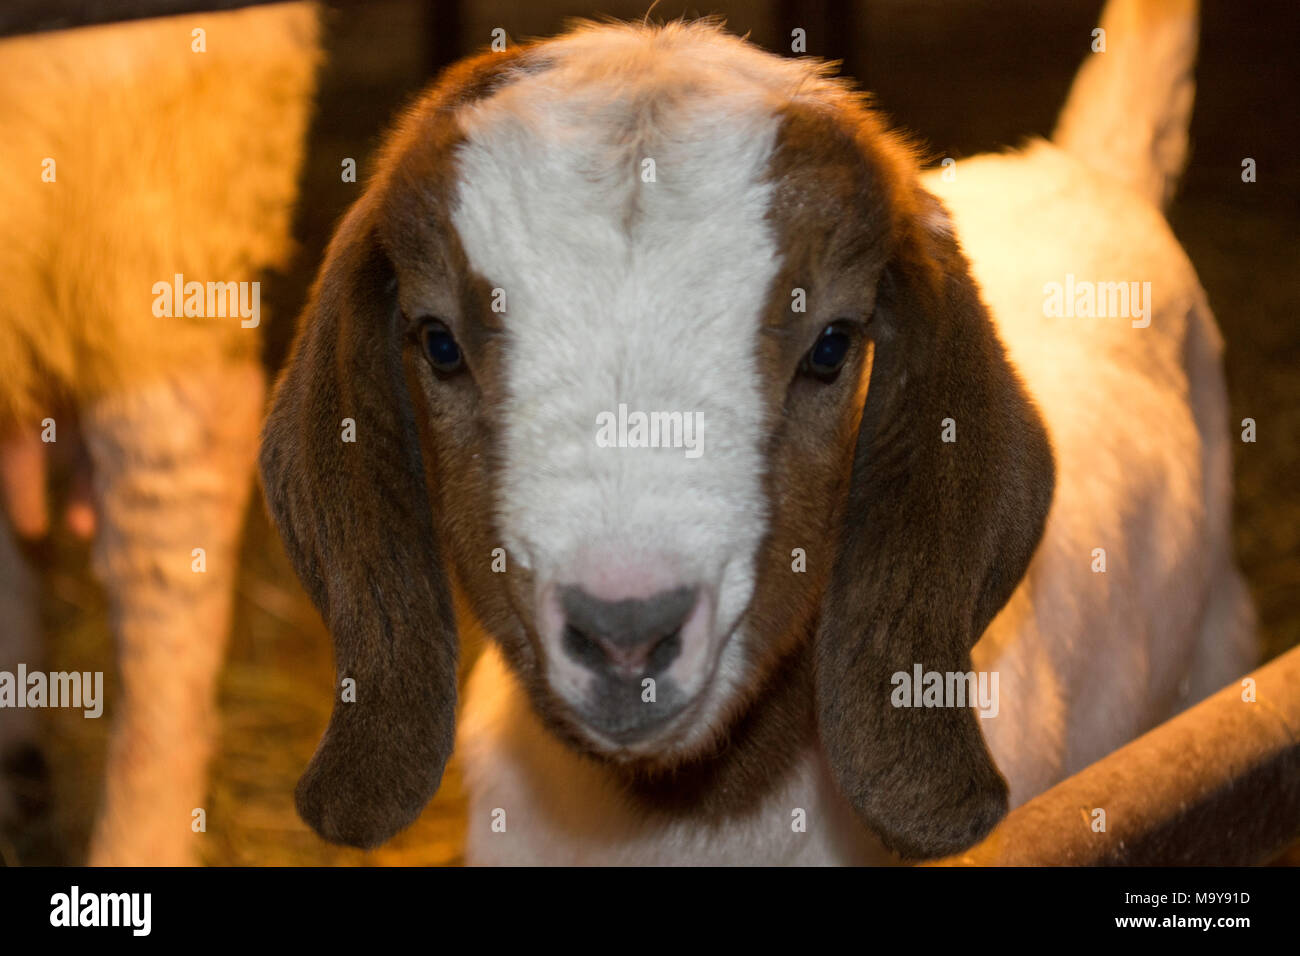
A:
561;586;697;676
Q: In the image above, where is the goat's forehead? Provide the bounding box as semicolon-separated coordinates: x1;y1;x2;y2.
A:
441;24;848;293
447;59;795;393
450;135;783;338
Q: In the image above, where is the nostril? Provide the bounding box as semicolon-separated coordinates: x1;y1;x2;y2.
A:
560;585;697;675
645;628;682;672
562;623;608;671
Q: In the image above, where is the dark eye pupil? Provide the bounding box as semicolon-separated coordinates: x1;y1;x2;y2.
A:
807;325;851;378
420;321;462;372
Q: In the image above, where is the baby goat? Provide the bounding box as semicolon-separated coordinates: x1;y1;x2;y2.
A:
262;0;1254;864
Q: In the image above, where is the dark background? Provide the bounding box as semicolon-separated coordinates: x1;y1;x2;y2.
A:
10;0;1298;865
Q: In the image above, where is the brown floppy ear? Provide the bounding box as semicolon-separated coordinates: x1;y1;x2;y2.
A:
259;192;457;848
815;192;1055;860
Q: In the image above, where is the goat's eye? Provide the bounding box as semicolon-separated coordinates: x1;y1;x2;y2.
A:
803;323;852;381
419;319;463;373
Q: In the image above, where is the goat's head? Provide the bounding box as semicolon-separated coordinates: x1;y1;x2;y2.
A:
259;21;1054;859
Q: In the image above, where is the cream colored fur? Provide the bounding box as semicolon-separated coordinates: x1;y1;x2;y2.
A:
0;2;319;424
0;2;319;864
1054;0;1198;209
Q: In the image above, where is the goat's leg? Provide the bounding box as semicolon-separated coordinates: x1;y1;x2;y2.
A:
83;362;263;866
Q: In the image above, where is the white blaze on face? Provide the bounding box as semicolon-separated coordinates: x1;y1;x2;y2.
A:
449;24;804;721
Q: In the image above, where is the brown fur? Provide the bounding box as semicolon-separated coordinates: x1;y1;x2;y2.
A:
260;45;540;849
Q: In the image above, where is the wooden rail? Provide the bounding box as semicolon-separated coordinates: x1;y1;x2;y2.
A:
930;644;1300;865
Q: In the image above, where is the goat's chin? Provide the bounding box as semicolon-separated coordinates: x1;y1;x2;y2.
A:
533;675;740;771
579;724;733;774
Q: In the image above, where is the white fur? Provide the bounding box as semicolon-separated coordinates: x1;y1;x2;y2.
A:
451;24;803;754
928;142;1255;804
454;11;1254;863
1054;0;1199;208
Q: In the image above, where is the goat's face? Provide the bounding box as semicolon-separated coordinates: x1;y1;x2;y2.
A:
391;55;887;763
261;23;1054;859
